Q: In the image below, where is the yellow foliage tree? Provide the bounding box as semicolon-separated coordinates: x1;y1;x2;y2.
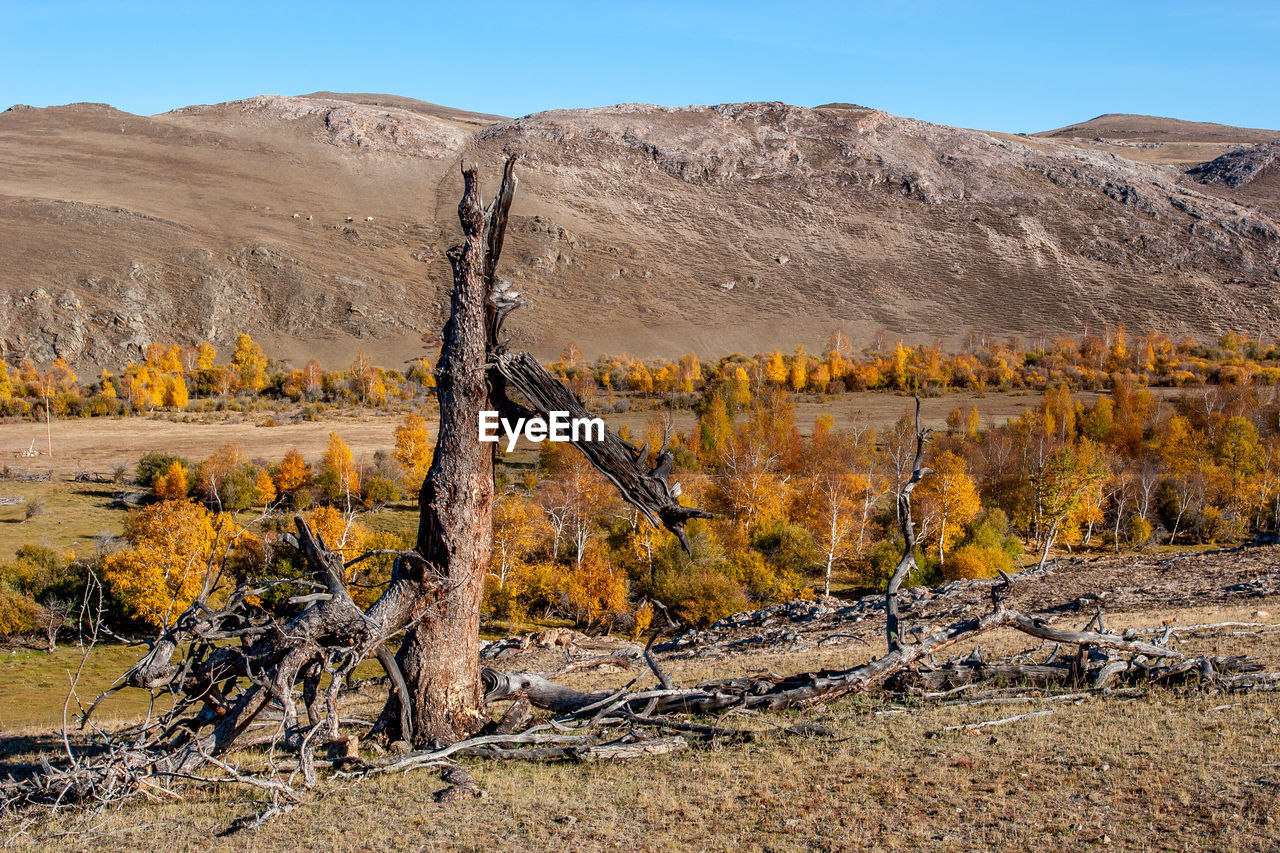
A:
490;493;551;588
231;333;267;393
305;505;368;554
788;346;808;392
101;501;239;627
196;341;217;370
916;450;982;566
625;360;653;393
715;430;788;528
274;448;311;494
565;548;628;628
253;468;277;508
393;413;433;489
164;374;189;409
763;351;787;385
153;461;189;501
99;370;117;400
51;358;77;392
320;432;360;500
730;366;751;407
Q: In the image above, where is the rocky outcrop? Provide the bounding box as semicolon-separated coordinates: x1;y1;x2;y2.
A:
1189;140;1280;188
217;94;469;158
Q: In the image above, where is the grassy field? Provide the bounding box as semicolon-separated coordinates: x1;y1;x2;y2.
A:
0;643;160;732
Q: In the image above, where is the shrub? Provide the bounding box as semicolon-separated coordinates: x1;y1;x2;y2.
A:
482;574;526;622
1129;515;1153;548
629;601;654;640
961;509;1023;559
862;539;903;591
750;519;820;573
652;567;748;627
727;549;812;603
0;545;83;601
943;544;1013;581
362;474;402;507
0;586;40;637
136;451;190;489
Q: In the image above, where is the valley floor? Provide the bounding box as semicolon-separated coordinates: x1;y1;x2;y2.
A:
2;548;1278;852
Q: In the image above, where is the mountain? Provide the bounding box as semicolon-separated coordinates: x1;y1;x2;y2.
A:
1;95;1278;369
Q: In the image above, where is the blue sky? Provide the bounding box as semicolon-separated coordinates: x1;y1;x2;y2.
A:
2;1;1277;132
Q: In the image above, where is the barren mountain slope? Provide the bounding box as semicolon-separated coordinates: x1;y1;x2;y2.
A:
1034;112;1280;168
1;95;1278;369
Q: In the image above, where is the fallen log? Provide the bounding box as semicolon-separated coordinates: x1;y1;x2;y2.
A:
485;606;1270;719
940;709;1056;732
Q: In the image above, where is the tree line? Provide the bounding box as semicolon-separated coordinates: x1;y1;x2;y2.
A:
3;326;1279;422
2;336;1279;646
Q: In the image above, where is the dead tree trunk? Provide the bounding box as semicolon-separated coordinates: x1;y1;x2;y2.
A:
382;158;708;744
376;162;512;745
885;397;931;651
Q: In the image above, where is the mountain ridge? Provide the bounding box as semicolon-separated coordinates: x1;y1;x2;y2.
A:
1;93;1278;369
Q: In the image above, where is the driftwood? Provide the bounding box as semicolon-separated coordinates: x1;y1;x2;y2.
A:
484;604;1270;720
940;709;1056;732
0;467;51;482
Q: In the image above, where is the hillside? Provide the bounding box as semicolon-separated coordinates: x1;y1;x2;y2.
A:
1;95;1279;370
1034;112;1280;167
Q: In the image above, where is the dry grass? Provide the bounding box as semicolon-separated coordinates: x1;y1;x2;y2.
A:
2;600;1277;851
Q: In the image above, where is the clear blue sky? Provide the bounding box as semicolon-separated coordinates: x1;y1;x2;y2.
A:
2;1;1277;132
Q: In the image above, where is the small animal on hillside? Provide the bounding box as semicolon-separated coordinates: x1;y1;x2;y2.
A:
529;628;582;649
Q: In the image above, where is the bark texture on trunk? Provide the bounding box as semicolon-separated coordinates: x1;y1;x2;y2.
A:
384;162;509;745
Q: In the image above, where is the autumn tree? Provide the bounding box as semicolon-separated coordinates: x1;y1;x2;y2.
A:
565;547;628;628
490;491;551;590
393;413;433;490
152;461;189;501
196;341;217;370
538;442;616;567
318;432;360;506
274;448;312;498
348;350;387;405
305;504;368;555
101;502;247;627
253;468;277;509
1160;414;1209;543
796;425;872;595
1032;440;1110;568
231;333;267;393
195;443;257;511
916;450;982;567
